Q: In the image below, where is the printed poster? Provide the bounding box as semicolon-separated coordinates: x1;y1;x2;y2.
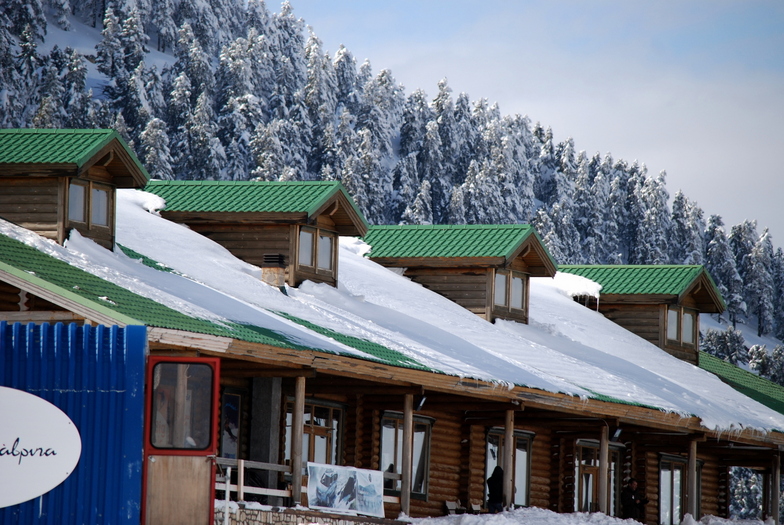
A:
307;463;384;518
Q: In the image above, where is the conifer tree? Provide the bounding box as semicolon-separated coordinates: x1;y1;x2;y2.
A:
704;215;746;325
401;180;433;225
140;117;174;180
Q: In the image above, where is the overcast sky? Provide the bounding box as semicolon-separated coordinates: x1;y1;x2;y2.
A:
288;0;784;247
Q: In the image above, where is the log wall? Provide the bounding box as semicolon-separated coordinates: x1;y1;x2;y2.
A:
404;268;490;319
0;177;63;242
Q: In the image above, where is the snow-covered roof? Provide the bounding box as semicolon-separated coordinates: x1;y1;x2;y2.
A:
2;189;784;435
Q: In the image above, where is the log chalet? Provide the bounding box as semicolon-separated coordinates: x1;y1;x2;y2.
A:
557;265;725;364
1;129;784;525
363;224;557;324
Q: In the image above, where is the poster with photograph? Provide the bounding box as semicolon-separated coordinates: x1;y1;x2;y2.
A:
307;463;384;518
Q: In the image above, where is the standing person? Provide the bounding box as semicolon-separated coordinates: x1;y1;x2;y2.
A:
621;478;648;521
486;466;504;513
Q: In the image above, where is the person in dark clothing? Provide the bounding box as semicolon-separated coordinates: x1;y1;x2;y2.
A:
486;466;504;513
621;478;648;521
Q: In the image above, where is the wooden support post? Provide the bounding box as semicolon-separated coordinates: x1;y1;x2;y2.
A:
401;394;414;515
773;451;781;525
688;439;698;517
238;459;245;501
599;425;609;514
504;409;514;508
291;376;306;505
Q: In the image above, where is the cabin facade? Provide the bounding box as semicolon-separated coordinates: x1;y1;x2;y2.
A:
1;131;784;525
363;225;557;324
143;180;368;288
0;129;150;250
558;265;726;364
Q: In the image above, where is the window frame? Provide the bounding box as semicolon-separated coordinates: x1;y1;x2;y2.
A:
573;439;624;516
380;411;434;500
492;269;529;317
659;453;703;524
296;226;338;278
284;398;344;467
66;179;114;231
485;428;534;508
666;306;698;347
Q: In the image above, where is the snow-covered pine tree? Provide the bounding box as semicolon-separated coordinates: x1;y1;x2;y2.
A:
633;171;670;264
140;117;174;180
572;154;598;263
391;153;420;224
772;248;784;340
400;179;433;225
704;215;746;325
747;229;775;337
399;88;433;158
729;219;759;316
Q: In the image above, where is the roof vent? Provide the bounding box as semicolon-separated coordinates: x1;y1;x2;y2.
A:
261;254;286;292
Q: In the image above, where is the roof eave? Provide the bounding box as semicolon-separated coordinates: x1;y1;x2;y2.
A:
307;185;369;236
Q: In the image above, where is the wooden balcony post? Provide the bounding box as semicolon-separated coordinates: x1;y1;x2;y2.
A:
773;451;781;525
688;438;698;517
291;375;306;505
401;393;414;515
504;409;514;508
599;425;609;514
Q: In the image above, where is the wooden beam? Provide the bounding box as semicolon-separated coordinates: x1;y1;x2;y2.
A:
503;410;514;508
773;452;781;525
291;376;305;505
599;425;609;513
401;394;413;515
688;438;698;517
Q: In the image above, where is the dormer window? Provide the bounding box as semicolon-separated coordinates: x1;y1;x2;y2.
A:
667;307;697;346
494;269;527;313
67;180;112;230
297;226;337;275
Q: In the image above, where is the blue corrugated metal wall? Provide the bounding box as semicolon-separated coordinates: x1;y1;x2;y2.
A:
0;322;146;525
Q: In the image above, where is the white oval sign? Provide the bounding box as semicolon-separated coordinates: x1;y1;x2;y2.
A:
0;386;82;508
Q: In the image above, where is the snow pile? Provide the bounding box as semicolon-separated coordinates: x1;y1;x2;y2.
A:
411;508;768;525
551;272;602;300
3;189;784;434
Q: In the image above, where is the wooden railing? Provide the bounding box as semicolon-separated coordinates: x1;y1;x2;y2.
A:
215;457;401;506
215;457;292;501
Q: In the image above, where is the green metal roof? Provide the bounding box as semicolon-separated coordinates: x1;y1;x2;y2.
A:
364;224;549;260
0;129;148;179
699;352;784;418
144;180;366;219
558;265;709;296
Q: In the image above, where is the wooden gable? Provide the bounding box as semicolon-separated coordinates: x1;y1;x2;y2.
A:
0;130;149;249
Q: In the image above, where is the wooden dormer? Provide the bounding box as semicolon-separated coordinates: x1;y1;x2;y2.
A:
558;265;726;364
364;224;557;324
144;180;369;288
0;129;150;249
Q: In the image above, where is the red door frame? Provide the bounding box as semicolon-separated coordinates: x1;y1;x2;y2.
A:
141;356;221;523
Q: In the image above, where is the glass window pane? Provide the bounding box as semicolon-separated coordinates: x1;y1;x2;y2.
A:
511;276;524;310
313;434;328;464
682;312;695;344
381;420;398;490
299;229;314;266
412;423;428;493
91;187;109;226
494;272;507;306
667;309;679;341
514;438;528;506
317;234;333;270
150;362;213;450
313;406;329;427
661;465;673;525
69;183;85;222
302;433;310;463
673;467;682;523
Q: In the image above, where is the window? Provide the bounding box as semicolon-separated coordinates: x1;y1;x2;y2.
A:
298;226;337;275
284;400;343;465
67;180;112;229
485;429;533;507
667;307;697;346
660;455;703;524
660;458;685;525
150;362;214;450
380;412;433;497
574;440;623;516
493;270;528;315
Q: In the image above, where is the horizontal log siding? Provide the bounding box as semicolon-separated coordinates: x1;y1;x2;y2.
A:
410;410;463;516
468;425;486;508
0;178;62;241
529;423;553;509
189;224;293;268
0;282;21;311
643;451;659;525
699;454;721;518
599;304;662;347
405;269;490;318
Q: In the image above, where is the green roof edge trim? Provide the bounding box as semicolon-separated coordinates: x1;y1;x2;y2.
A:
0;258;141;325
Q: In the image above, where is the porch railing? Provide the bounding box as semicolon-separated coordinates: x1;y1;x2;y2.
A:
215;457;401;506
